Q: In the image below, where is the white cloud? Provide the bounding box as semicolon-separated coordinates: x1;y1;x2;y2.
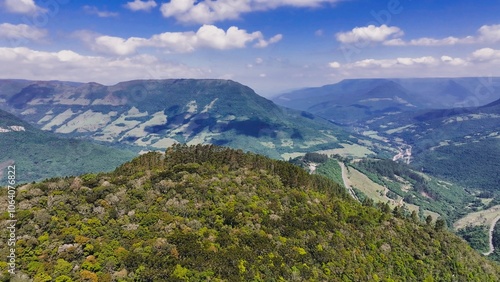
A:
344;56;438;69
384;24;500;46
328;61;341;68
324;52;500;82
83;6;119;18
160;0;341;24
3;0;43;14
477;24;500;43
0;47;208;83
329;48;500;78
0;23;47;40
471;48;500;61
384;36;475;46
93;36;148;56
440;55;467;66
125;0;157;12
336;25;403;44
254;34;283;48
80;25;282;55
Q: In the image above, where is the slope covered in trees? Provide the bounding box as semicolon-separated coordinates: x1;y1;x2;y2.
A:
1;145;498;281
0;109;136;185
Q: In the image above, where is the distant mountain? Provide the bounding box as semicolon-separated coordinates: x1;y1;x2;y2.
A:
1;145;498;281
273;77;500;124
0;79;383;160
0;109;136;184
360;98;500;191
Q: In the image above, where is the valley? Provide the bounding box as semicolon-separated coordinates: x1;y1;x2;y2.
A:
1;77;500;280
2;1;500;280
275;77;500;260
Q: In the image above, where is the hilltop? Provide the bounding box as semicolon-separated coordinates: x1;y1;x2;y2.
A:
1;145;498;281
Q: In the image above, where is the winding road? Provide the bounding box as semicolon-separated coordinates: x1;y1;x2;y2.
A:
338;161;359;202
483;215;500;256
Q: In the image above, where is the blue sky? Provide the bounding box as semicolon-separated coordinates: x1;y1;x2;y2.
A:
0;0;499;96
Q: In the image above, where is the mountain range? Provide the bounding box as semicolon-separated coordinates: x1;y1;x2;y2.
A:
0;79;383;161
273;77;500;125
341;97;500;191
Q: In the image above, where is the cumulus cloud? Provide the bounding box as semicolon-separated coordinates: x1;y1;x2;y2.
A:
254;34;283;48
93;36;148;56
0;47;208;83
440;55;467;66
83;6;119;18
160;0;341;24
471;48;500;61
328;61;341;68
330;47;500;75
384;36;475;46
3;0;44;14
0;23;47;40
336;25;403;44
324;51;500;81
477;24;500;43
125;0;157;12
337;56;438;69
384;24;500;46
79;25;282;55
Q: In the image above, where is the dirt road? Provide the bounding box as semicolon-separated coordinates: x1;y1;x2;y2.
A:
484;216;500;256
338;161;359;201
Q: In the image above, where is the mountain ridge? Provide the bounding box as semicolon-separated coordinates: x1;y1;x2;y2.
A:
273;77;500;124
0;79;383;160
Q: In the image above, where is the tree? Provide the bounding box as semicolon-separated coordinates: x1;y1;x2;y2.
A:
425;215;433;226
435;219;446;231
411;211;419;223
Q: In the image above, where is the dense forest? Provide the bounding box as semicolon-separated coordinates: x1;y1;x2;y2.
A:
1;145;499;281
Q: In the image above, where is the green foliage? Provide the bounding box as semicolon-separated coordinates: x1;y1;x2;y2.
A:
0;109;136;185
414;139;500;191
54;275;73;282
352;159;474;222
1;145;499;281
303;152;329;163
457;225;489;253
315;159;344;188
487;221;500;262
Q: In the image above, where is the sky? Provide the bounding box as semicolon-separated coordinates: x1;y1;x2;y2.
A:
0;0;499;97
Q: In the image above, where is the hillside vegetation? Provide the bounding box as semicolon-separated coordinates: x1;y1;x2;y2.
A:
0;79;382;160
0;109;136;185
1;145;499;281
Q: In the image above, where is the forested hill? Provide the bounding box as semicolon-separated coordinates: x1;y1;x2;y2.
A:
1;145;499;281
0;109;136;185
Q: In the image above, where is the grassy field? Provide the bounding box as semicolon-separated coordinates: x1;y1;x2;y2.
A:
317;143;375;158
454;205;500;230
332;163;440;220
